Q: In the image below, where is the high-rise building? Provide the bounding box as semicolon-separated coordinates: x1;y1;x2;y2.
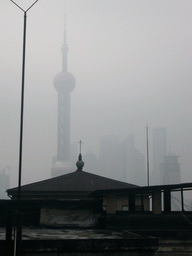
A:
51;18;76;177
83;149;99;175
99;135;122;180
99;134;145;184
160;155;181;185
150;127;167;185
160;154;181;210
124;134;146;186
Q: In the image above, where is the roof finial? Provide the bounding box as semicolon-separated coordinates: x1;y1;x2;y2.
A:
78;140;83;154
76;140;84;171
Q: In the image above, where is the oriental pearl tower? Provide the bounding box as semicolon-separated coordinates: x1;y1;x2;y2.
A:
51;18;76;177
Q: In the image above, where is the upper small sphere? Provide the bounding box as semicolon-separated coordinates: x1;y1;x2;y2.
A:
76;153;84;171
76;159;84;170
54;71;76;93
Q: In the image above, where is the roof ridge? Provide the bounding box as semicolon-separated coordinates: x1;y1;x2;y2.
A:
7;170;79;191
75;171;138;187
7;170;139;193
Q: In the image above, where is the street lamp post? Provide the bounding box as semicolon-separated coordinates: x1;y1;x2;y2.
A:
10;0;39;200
10;1;39;255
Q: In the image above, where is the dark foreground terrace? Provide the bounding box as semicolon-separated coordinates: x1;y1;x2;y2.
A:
0;227;158;256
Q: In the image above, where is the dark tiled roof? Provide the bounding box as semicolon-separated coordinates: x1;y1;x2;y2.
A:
7;171;138;195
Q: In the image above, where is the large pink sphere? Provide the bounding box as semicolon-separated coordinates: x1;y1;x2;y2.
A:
54;71;76;93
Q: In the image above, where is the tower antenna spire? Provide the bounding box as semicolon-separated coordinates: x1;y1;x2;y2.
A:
61;12;68;71
63;12;67;45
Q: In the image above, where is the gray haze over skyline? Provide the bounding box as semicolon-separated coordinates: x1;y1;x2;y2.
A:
0;0;191;187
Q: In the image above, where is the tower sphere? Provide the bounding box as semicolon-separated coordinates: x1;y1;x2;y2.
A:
54;71;76;93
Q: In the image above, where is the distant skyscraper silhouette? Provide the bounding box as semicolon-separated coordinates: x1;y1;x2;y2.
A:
151;127;167;185
160;154;181;210
99;135;122;180
99;134;145;185
51;17;76;177
124;133;146;186
83;149;99;175
160;155;181;185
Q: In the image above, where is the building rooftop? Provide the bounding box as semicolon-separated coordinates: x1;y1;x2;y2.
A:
7;170;138;198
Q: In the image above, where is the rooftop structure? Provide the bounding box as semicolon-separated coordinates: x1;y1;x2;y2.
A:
7;163;138;200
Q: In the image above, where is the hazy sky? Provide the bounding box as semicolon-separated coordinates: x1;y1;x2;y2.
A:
0;0;191;187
